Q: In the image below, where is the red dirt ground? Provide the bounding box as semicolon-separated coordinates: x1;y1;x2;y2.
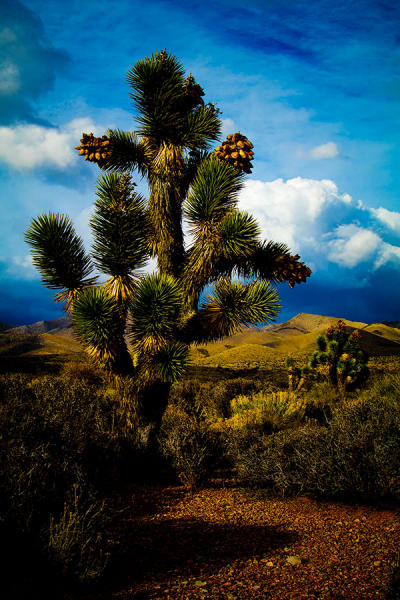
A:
73;483;400;600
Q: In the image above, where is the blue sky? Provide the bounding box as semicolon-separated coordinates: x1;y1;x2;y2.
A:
0;0;399;325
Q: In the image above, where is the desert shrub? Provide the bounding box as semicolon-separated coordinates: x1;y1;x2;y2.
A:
300;381;338;424
159;404;218;487
231;424;332;494
330;383;400;498
231;375;400;499
168;379;206;415
60;358;106;386
48;485;110;584
216;390;306;440
169;377;265;421
0;373;148;588
215;389;309;463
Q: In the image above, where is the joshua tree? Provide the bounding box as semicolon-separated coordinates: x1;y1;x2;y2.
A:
308;320;369;392
25;51;311;426
286;320;369;394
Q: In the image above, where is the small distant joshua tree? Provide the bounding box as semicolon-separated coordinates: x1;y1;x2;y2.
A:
25;51;311;426
287;320;369;393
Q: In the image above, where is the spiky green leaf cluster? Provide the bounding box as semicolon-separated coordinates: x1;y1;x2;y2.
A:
72;287;132;375
128;273;182;352
199;279;280;340
91;172;148;282
104;129;151;175
126;50;220;149
185;155;244;228
24;213;96;310
153;341;189;382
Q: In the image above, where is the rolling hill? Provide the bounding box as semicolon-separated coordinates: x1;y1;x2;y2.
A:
1;313;399;374
190;313;400;368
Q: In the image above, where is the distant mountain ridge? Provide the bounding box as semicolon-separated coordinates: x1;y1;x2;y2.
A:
5;312;368;337
3;314;400;369
5;317;72;336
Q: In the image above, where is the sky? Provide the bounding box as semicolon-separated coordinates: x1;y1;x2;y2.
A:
0;0;399;325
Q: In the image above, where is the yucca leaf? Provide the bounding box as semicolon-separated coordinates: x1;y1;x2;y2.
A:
90;172;149;299
24;213;96;303
182;104;221;150
220;211;260;259
185;155;244;228
72;287;121;347
128;273;182;352
236;240;290;281
104;129;152;175
182;278;280;343
127;51;187;144
72;287;132;375
242;279;281;323
152;341;189;382
181;209;260;309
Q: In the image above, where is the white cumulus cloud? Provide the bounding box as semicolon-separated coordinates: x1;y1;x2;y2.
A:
374;243;400;269
370;206;400;235
327;224;381;267
238;177;352;249
0;118;103;170
237;176;400;277
310;142;339;160
4;254;37;280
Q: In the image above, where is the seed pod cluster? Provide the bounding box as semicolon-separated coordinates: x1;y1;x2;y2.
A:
75;133;112;167
183;75;204;109
213;132;254;173
275;253;312;288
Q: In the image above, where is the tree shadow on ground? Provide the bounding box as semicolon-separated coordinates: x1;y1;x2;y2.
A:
102;498;298;599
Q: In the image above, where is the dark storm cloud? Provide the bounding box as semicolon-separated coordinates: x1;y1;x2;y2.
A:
0;0;69;124
0;276;63;325
277;265;400;325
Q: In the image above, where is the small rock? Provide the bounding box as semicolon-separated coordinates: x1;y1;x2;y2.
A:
373;560;381;567
287;555;302;566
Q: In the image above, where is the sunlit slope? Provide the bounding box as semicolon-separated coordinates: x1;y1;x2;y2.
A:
362;323;400;344
0;330;83;374
190;313;400;367
30;332;81;355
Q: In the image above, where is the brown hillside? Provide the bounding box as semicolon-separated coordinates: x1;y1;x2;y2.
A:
191;313;400;368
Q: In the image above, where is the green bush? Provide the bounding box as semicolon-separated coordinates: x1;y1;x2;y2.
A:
162;377;269;485
229;390;305;431
0;374;144;528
